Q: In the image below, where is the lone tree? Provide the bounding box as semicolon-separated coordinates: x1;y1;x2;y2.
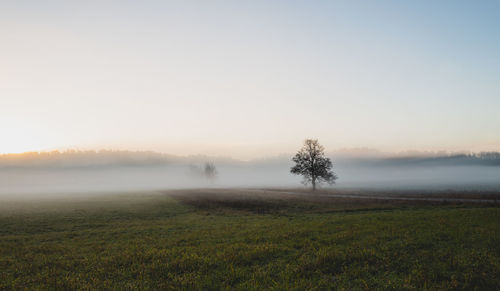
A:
204;162;217;184
290;139;337;190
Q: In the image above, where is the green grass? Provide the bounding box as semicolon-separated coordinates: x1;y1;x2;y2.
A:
0;190;499;290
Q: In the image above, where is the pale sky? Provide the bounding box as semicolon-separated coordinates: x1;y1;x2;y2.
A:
1;1;499;158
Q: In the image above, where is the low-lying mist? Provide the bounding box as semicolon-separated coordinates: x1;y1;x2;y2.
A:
1;150;500;197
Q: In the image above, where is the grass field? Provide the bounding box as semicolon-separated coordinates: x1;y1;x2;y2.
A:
0;189;499;290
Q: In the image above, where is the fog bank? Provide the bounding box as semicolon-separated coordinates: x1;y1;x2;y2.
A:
1;150;500;196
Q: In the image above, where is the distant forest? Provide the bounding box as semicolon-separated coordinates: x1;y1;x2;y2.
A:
0;150;173;169
1;150;500;169
367;152;500;167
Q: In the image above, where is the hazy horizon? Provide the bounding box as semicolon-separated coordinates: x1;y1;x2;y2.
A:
2;146;500;162
1;148;499;195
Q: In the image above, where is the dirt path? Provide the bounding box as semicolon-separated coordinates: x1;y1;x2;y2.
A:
256;189;500;204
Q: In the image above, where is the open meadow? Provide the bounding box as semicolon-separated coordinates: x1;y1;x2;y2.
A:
0;189;499;290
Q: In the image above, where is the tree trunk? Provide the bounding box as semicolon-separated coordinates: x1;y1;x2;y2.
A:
312;178;316;191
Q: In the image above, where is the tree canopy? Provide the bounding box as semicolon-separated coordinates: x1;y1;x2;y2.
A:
290;139;337;190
